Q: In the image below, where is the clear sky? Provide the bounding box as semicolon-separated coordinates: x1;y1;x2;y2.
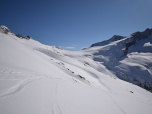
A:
0;0;152;51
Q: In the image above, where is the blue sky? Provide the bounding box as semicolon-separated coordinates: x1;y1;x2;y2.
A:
0;0;152;51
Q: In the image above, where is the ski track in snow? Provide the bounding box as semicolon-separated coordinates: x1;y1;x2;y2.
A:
0;77;65;100
0;77;40;99
104;90;126;114
0;66;66;99
0;65;83;101
52;83;64;114
0;63;141;114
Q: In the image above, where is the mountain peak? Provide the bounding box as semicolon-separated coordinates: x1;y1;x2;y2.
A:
0;25;8;29
90;35;125;47
90;28;152;48
0;25;12;34
110;35;125;41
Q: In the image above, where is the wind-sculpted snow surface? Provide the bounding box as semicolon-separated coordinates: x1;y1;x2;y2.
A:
0;26;152;114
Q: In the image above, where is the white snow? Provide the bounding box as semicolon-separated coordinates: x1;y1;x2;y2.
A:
0;29;152;114
144;42;152;47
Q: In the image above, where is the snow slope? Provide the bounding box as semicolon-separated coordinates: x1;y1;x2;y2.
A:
0;26;152;114
86;28;152;91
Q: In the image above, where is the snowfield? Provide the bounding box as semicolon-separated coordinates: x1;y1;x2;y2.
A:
0;26;152;114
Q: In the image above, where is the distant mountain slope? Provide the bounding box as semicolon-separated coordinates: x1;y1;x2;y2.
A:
88;28;152;91
90;35;126;47
0;25;152;114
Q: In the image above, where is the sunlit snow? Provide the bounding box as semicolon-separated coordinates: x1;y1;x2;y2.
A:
0;26;152;114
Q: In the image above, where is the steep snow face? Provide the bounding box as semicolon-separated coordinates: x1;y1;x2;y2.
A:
0;26;152;114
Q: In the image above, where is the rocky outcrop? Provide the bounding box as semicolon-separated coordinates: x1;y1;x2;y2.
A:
132;28;152;41
121;28;152;57
0;25;31;40
16;34;22;38
27;36;32;39
82;48;87;50
16;34;31;40
0;25;13;34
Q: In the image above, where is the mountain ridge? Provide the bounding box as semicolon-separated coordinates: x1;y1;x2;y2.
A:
88;28;152;91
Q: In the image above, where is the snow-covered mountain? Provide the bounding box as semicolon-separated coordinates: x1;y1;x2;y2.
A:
89;28;152;91
0;25;152;114
90;35;126;47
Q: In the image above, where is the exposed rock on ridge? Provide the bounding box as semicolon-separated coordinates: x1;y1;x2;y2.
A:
121;28;152;57
0;25;13;34
0;25;32;40
90;35;125;47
